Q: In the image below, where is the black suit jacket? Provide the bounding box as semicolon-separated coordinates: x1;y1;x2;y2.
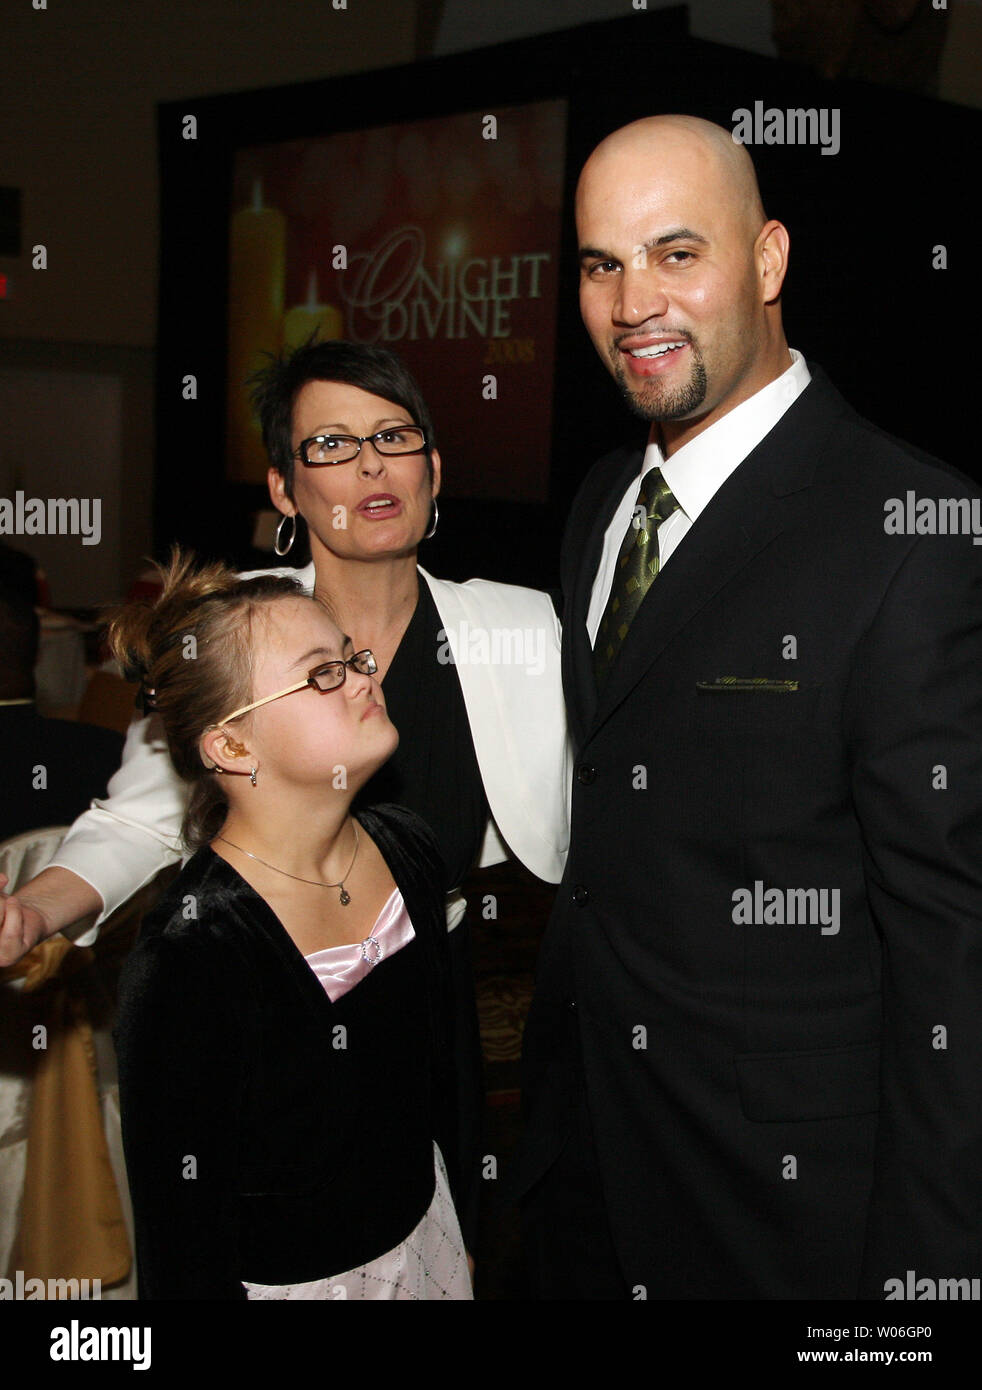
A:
511;364;982;1299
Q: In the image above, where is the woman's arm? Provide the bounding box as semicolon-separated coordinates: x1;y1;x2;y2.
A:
0;712;187;963
421;572;572;885
115;930;247;1299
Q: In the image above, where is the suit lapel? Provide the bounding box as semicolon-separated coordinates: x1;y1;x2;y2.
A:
586;368;846;739
593;469;788;731
563;443;644;748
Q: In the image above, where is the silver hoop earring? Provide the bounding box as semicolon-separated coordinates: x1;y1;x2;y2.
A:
274;513;297;556
423;498;439;541
250;767;258;787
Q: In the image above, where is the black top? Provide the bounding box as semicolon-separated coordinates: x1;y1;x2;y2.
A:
114;804;471;1300
352;579;488;889
2;705;124;842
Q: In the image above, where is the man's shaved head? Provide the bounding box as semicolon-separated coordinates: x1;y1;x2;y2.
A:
578;115;767;242
576;114;791;453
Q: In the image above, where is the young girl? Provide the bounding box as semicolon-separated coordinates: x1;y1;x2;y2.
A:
111;551;474;1299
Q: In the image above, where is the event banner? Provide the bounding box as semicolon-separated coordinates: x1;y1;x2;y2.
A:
227;99;567;501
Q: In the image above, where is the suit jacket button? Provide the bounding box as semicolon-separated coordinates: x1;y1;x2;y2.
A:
566;997;577;1012
571;884;589;905
576;763;596;785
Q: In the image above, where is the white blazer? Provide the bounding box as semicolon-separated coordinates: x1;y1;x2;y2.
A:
50;564;572;936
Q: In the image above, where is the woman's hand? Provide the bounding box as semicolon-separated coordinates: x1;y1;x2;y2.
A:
0;872;51;966
0;866;99;966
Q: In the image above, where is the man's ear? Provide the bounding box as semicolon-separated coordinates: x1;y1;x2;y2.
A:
757;219;790;304
200;726;252;773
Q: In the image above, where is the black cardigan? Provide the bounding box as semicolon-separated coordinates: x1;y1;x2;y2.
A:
114;804;475;1299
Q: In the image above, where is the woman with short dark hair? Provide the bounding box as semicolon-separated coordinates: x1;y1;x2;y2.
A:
1;341;570;1283
10;340;568;946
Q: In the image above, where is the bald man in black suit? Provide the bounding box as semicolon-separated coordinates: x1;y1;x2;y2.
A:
508;115;982;1301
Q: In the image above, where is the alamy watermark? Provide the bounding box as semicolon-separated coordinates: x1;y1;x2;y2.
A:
731;103;840;157
0;491;101;546
49;1319;150;1370
884;491;982;544
0;1270;101;1299
731;880;840;935
436;623;546;676
884;1270;980;1300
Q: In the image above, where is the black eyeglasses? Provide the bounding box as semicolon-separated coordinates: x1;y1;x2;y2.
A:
296;427;428;467
217;651;378;724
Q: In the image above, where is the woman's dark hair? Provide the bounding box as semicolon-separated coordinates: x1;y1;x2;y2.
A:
248;337;437;502
107;547;302;851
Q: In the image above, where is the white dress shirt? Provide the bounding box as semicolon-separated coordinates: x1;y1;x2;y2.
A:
586;349;812;644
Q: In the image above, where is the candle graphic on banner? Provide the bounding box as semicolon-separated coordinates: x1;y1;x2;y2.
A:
283;269;343;350
226;179;285;483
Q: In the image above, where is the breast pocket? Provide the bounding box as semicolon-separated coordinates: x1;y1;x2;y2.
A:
691;681;825;829
735;1039;880;1122
693;678;822;725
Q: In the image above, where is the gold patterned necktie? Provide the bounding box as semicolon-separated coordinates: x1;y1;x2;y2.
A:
593;465;682;687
